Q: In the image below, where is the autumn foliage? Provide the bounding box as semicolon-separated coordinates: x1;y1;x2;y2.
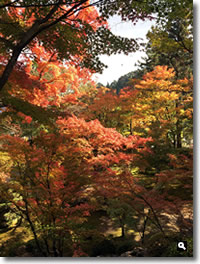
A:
0;64;193;256
0;0;193;258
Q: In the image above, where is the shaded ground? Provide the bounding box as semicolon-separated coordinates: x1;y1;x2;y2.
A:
0;204;193;257
0;227;33;256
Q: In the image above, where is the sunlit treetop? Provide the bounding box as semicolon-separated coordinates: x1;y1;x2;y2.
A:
0;0;191;93
0;0;151;94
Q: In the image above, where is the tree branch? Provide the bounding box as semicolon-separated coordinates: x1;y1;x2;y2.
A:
0;36;14;48
39;0;63;25
0;0;19;9
0;0;74;8
37;0;88;32
0;0;100;92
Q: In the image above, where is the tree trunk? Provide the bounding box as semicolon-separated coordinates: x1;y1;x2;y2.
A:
177;130;182;148
175;101;182;148
130;119;133;135
0;21;41;92
121;223;125;237
26;214;46;256
0;47;21;92
120;214;125;237
141;215;148;244
173;133;176;148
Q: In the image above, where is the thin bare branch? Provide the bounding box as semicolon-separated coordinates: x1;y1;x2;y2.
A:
0;0;19;9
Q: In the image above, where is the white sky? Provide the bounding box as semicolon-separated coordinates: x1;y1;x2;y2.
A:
93;15;156;85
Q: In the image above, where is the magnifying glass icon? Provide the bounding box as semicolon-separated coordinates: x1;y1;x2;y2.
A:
178;242;186;250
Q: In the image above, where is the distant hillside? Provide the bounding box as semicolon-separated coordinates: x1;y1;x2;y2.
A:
106;69;144;94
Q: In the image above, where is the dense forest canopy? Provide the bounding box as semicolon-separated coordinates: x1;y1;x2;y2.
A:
0;0;193;257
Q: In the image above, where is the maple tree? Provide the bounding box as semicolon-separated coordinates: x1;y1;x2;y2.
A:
0;0;193;258
130;66;193;148
83;66;193;148
0;0;157;95
0;63;193;256
0;115;152;256
0;0;161;125
77;66;193;245
0;0;191;95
